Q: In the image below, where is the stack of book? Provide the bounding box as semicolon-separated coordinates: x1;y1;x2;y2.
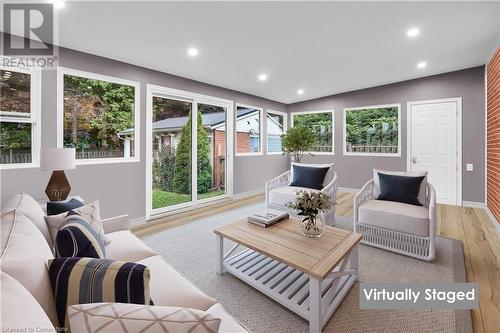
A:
247;209;289;228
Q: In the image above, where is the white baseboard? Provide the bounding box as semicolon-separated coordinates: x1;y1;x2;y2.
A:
337;187;360;193
232;188;265;199
485;206;500;232
130;216;146;226
462;201;486;208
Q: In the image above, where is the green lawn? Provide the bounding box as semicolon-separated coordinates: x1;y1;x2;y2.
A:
152;189;225;209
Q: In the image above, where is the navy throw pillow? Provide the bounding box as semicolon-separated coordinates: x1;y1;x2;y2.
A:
377;173;425;206
55;211;105;259
290;165;330;190
46;198;84;216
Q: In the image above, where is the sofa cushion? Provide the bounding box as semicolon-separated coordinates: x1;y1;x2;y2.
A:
373;169;428;205
45;200;109;247
290;164;330;190
105;230;158;262
291;162;334;187
0;271;55;332
1;192;52;246
48;257;152;328
358;199;430;237
268;186;320;207
68;303;222;333
55;211;106;258
138;255;217;311
206;303;249;333
0;211;58;325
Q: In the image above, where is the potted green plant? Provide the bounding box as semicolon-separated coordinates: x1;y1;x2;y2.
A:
281;126;316;163
287;190;334;238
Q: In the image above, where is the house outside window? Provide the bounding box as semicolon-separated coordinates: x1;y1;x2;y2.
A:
291;110;334;154
267;110;287;154
58;68;140;164
343;104;401;156
235;104;263;155
0;66;41;168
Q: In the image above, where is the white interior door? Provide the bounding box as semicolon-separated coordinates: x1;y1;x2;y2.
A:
407;98;462;205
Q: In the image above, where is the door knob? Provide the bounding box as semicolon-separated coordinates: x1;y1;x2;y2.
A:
412;157;418;164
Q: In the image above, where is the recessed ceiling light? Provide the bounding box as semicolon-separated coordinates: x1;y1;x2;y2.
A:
187;47;199;57
417;61;427;69
52;0;65;9
297;89;304;95
258;73;268;82
407;27;420;38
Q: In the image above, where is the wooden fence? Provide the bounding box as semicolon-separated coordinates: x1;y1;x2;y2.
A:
0;152;31;164
1;150;124;164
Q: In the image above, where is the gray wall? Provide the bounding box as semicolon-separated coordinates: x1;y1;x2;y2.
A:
287;66;486;203
0;43;289;219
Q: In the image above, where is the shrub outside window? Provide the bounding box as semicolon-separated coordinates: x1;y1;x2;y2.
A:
343;104;401;156
58;68;140;164
267;110;287;154
291;110;334;154
0;66;40;168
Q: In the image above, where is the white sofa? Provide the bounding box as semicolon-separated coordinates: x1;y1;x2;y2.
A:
265;162;338;224
0;193;247;333
353;170;437;261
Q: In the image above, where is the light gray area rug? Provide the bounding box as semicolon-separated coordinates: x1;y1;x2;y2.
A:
142;203;472;333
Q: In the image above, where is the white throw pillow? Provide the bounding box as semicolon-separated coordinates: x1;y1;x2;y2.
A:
68;303;221;333
291;162;334;187
1;192;52;246
0;271;55;332
45;200;109;247
373;169;428;205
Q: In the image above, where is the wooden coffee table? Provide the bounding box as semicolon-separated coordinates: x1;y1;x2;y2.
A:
214;219;362;333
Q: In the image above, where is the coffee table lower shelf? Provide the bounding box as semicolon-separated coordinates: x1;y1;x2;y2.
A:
218;246;358;333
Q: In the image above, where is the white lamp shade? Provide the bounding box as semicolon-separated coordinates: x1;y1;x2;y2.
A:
41;148;76;171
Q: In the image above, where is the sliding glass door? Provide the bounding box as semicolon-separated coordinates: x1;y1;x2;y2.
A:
146;86;233;218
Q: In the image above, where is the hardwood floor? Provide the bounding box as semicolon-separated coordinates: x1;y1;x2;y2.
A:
134;191;500;333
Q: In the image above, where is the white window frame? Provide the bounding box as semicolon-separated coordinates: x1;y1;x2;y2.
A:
56;67;140;165
266;109;288;155
0;64;41;169
235;103;264;156
343;103;401;157
290;110;335;155
145;84;234;220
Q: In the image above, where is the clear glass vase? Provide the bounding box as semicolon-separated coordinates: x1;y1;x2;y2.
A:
299;214;325;238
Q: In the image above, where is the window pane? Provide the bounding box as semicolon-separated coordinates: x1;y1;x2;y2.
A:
267;112;285;152
63;74;136;159
151;97;192;209
293;112;333;152
345;106;399;154
0;70;31;116
198;104;226;199
236;106;260;153
0;122;31;164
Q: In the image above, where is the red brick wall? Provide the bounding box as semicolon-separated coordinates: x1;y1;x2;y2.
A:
236;131;250;153
487;47;500;222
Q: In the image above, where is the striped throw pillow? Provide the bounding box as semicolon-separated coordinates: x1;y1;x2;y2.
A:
55;211;105;259
48;257;152;329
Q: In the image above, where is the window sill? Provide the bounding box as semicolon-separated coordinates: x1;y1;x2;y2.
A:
75;157;141;166
235;152;264;157
267;152;285;155
0;163;40;170
343;152;401;157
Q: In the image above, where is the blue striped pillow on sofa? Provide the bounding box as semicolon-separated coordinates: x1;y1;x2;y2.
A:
48;257;152;329
55;211;105;259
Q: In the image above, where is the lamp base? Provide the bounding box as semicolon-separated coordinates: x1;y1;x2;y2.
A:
45;170;71;201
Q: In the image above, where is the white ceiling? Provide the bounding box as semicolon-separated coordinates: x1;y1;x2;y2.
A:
10;1;500;103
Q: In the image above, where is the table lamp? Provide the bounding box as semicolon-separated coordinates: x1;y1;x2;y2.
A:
41;148;76;201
